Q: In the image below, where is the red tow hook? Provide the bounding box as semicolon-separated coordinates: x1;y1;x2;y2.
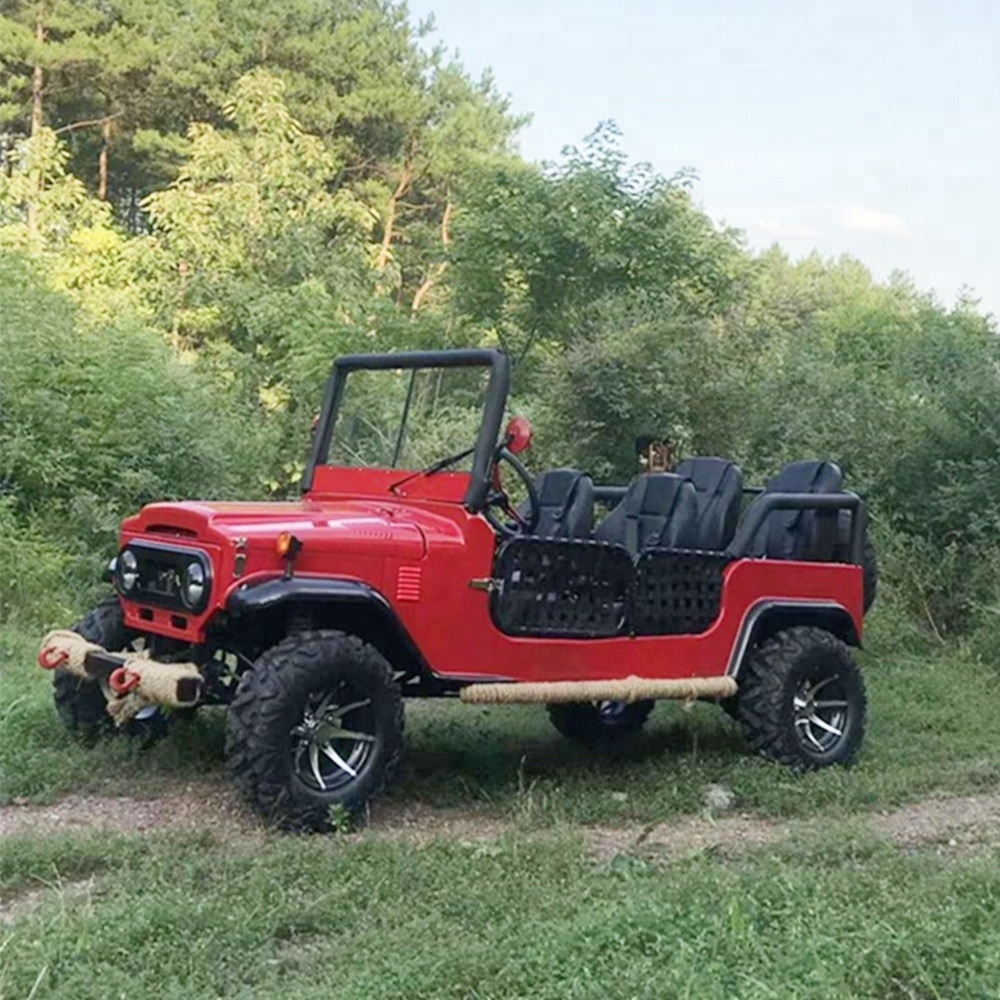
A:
38;646;69;670
109;666;141;696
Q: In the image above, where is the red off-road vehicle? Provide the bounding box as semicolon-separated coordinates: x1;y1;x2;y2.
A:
40;349;874;830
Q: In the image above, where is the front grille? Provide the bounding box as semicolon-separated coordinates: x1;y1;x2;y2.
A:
116;541;212;614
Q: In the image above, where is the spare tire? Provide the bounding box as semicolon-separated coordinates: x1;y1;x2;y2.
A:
833;511;877;613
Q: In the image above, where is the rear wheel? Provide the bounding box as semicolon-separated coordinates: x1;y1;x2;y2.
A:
737;626;866;769
52;598;169;743
547;699;655;744
226;630;404;831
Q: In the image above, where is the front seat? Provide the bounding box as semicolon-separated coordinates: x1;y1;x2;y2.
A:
521;468;595;538
675;457;743;551
744;459;844;561
593;473;700;556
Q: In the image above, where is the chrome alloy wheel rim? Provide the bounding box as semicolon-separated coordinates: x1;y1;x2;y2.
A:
291;689;376;792
792;674;849;754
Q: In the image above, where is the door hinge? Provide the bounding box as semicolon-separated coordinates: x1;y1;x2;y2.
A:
468;578;500;593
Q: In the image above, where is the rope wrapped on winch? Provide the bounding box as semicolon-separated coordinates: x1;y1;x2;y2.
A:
38;629;103;675
38;629;203;725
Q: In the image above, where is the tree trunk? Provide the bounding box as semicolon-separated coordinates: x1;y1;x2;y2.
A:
410;263;446;313
98;116;111;201
440;199;453;246
27;14;45;237
375;160;413;270
410;201;453;313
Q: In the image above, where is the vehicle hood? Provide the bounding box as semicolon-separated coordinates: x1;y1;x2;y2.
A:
121;499;429;560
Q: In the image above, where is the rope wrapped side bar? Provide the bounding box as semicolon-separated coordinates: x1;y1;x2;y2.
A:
459;675;737;705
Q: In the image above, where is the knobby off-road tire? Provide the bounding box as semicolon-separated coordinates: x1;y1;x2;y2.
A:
547;699;655;744
718;695;740;722
226;630;404;832
834;511;878;613
859;534;878;614
53;597;169;743
738;626;866;770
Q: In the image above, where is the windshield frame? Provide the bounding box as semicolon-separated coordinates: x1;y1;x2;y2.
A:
302;348;511;511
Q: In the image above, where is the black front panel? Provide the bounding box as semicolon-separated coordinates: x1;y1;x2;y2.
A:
491;538;632;638
631;549;729;635
118;541;211;614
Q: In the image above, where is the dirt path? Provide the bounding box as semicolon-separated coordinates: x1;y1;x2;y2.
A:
3;781;1000;860
585;791;1000;862
0;779;257;840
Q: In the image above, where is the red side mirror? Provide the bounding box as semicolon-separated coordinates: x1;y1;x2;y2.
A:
504;416;533;455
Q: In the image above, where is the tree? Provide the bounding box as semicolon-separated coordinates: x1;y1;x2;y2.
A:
142;70;375;350
0;125;146;323
448;124;746;362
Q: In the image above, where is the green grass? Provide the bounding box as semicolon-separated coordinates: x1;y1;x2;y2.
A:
3;827;1000;998
5;609;1000;997
3;611;1000;826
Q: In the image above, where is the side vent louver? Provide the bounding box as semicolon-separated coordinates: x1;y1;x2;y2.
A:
395;566;422;603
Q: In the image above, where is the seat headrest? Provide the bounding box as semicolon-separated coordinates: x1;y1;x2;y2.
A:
765;459;843;494
537;468;586;506
676;457;737;495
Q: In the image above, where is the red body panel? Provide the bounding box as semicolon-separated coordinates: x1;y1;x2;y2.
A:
117;466;864;681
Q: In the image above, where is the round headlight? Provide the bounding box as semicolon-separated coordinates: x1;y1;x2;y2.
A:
181;561;206;609
117;549;139;592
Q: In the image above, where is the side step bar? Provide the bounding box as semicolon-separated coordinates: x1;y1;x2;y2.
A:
460;675;736;705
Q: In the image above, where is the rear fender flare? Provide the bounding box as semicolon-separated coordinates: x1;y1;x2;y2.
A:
726;600;861;678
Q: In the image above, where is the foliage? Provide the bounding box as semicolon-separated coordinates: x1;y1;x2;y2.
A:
0;127;148;322
0;0;996;648
448;124;746;360
142;70;376;353
0;251;272;564
543;253;1000;634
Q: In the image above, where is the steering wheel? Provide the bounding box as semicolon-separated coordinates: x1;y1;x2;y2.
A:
483;446;541;538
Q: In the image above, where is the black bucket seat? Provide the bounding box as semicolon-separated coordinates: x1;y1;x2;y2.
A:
674;457;743;551
743;459;844;561
593;473;700;556
521;468;595;538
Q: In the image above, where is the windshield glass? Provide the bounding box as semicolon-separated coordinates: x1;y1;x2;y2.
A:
325;364;492;470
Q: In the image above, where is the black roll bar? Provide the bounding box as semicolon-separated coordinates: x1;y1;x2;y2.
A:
725;491;865;564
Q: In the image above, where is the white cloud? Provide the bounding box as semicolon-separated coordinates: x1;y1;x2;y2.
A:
757;219;821;239
839;206;908;237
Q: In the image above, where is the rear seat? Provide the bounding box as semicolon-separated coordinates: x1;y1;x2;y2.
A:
674;457;743;551
593;473;701;556
742;459;844;561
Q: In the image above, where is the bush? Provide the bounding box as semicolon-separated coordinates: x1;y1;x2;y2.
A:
0;251;274;578
542;262;1000;637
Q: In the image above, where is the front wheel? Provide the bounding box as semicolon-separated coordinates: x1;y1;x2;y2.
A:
53;597;169;743
225;630;404;831
547;699;655;744
737;626;866;769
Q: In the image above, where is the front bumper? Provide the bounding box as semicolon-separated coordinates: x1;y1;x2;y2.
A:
38;629;203;718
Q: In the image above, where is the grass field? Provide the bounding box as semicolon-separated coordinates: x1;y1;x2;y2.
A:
3;609;1000;998
4;826;1000;999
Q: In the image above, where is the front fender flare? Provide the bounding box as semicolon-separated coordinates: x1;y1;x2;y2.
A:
226;577;431;682
227;576;389;616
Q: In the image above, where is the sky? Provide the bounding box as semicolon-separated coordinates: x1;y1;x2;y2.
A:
407;0;999;317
